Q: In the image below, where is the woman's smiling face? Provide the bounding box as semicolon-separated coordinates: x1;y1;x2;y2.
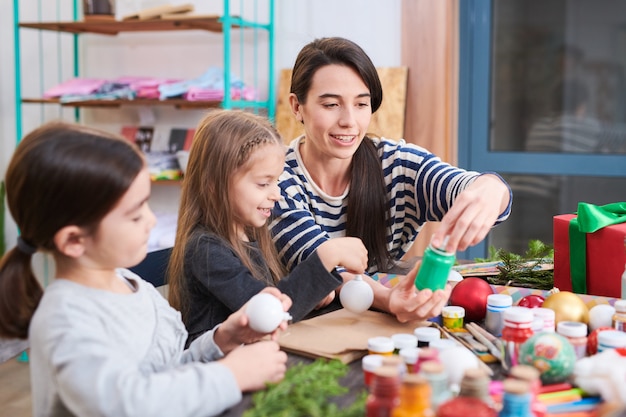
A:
294;64;373;161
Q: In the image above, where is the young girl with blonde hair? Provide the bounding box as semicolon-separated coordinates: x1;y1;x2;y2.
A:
168;109;368;344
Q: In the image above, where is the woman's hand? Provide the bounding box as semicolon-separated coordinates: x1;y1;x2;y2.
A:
388;262;451;322
433;173;510;252
316;237;368;274
215;288;292;353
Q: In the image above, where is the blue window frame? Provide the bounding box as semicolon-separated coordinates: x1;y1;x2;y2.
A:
458;0;626;259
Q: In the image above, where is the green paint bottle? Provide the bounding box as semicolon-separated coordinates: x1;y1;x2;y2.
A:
414;239;456;291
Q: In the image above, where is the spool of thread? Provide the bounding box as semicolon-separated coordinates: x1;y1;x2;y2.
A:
442;306;465;330
368;336;395;356
414;326;441;347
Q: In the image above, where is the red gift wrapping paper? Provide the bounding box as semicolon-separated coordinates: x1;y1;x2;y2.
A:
554;214;626;297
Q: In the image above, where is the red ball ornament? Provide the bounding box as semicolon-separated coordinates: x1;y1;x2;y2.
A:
518;294;545;308
448;277;494;322
587;326;613;355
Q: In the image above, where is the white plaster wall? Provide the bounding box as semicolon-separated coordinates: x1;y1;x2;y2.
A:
1;0;401;264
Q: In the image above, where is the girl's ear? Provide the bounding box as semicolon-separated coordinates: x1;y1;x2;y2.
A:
53;226;86;258
289;93;303;123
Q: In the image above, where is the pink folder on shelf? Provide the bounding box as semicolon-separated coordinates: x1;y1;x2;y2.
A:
43;78;106;98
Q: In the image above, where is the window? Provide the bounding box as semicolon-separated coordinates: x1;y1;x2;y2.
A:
459;0;626;257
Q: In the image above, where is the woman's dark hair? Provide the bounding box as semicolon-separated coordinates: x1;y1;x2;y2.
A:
290;37;393;272
0;121;144;339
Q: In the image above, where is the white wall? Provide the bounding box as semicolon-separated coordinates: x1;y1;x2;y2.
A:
1;0;401;257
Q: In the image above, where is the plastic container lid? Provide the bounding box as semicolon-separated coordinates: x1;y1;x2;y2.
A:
614;299;626;313
442;306;465;318
368;336;395;353
556;321;588;338
414;326;441;342
531;317;544;333
391;333;418;350
504;306;534;325
533;307;556;320
487;293;513;307
429;338;458;351
399;347;419;365
598;330;626;349
362;354;384;371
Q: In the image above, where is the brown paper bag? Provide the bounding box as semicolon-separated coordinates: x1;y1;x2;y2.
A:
278;309;431;364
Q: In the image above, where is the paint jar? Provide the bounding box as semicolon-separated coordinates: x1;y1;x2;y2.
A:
382;354;407;378
366;366;401;417
430;338;458;352
502;307;534;368
533;308;556;333
598;330;626;353
414;347;440;374
442;306;465;330
368;336;395;356
391;333;418;354
414;242;456;291
531;317;544;334
414;327;441;348
362;354;384;387
485;294;513;337
556;321;588;359
612;299;626;332
399;347;419;373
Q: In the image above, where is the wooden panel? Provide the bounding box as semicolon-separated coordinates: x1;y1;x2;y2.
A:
401;0;459;258
275;67;408;144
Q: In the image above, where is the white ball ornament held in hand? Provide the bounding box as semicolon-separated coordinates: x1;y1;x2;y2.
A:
245;293;292;333
340;275;374;313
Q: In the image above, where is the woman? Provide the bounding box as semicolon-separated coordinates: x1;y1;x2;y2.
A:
270;37;512;322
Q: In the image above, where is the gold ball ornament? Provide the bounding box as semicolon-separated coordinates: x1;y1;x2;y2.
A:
541;291;589;324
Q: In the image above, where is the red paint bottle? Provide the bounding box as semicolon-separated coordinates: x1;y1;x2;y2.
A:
366;366;401;417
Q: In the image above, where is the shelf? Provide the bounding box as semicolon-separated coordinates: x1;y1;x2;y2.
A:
19;16;231;35
22;97;223;109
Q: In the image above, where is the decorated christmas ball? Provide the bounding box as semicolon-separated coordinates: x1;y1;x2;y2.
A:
518;294;545;309
541;291;589;324
519;332;577;384
448;277;494;322
587;326;613;355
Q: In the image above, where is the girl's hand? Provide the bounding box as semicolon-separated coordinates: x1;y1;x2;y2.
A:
386;261;451;323
314;290;336;310
432;174;510;252
215;288;292;353
220;341;287;392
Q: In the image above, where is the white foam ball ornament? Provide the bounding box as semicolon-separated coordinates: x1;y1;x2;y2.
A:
340;275;374;313
245;293;292;333
588;304;615;331
438;346;480;388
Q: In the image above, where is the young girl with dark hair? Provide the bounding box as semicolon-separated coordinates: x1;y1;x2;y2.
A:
0;121;289;417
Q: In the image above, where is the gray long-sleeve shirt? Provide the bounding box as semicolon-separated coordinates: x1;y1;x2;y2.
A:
29;269;241;417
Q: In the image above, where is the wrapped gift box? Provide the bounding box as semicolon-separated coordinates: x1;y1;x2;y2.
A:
554;213;626;297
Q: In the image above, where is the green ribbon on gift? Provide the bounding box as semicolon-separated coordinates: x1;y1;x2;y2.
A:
569;202;626;293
